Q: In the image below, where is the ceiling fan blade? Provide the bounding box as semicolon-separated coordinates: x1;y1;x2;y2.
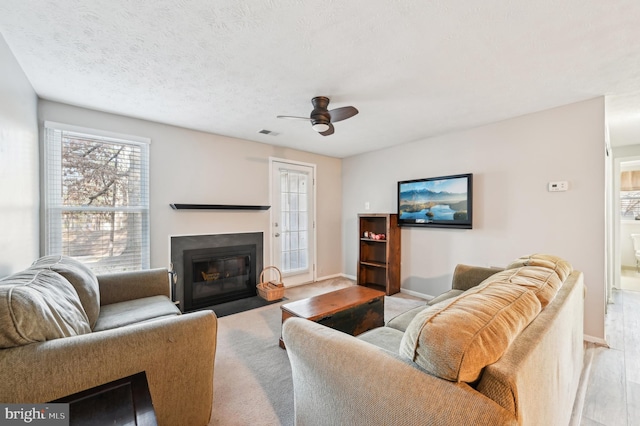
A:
328;106;358;123
277;115;311;121
319;123;335;136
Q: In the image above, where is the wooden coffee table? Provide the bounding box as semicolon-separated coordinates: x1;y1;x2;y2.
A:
279;285;385;349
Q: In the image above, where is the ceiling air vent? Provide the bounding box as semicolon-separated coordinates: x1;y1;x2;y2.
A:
258;129;279;136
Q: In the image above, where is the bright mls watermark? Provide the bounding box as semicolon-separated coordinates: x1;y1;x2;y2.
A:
0;404;68;425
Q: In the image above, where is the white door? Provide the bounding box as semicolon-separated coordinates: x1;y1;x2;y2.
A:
270;159;315;286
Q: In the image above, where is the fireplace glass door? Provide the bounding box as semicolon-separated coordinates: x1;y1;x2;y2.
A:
183;245;257;311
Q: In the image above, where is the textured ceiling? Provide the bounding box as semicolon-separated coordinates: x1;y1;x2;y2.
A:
1;1;640;157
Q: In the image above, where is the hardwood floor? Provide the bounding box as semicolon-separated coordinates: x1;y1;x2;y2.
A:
575;279;640;425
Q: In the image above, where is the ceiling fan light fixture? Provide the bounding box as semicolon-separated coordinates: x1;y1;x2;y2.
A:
277;97;358;136
312;123;330;132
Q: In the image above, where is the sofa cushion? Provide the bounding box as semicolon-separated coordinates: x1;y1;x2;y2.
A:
506;254;573;281
30;255;100;328
399;281;541;383
0;269;91;348
480;266;563;308
93;295;180;332
386;305;426;332
357;326;405;353
386;290;464;333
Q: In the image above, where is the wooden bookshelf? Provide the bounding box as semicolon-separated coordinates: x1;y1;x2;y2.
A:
357;214;401;295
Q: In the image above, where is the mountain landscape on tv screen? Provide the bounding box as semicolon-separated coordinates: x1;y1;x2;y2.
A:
399;187;468;221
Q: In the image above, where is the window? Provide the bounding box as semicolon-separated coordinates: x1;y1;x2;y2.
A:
44;122;150;273
621;191;640;219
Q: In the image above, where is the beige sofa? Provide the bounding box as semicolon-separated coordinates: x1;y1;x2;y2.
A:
283;254;584;426
0;255;217;426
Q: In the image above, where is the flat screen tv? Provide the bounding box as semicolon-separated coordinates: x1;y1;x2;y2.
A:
397;173;473;229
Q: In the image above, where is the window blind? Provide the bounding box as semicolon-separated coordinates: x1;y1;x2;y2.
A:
44;122;150;273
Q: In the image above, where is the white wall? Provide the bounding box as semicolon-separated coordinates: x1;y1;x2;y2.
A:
0;34;39;276
38;101;343;281
343;98;606;339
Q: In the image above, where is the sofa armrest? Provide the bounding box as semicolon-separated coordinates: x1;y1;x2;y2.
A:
282;318;516;426
451;264;503;291
98;268;170;305
0;311;217;426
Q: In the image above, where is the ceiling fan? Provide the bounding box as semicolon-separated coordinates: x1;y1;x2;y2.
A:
277;96;358;136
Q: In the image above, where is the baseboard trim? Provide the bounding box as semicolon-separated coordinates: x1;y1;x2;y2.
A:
285;273;354;288
341;273;357;281
315;274;344;282
583;334;609;347
399;288;432;301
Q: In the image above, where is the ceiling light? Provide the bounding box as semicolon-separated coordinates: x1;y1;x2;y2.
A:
312;123;330;132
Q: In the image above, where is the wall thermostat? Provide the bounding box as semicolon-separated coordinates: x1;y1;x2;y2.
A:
548;181;569;192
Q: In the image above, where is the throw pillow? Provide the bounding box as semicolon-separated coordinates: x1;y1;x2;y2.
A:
30;255;100;328
479;265;563;308
399;281;541;383
506;254;573;281
0;269;91;348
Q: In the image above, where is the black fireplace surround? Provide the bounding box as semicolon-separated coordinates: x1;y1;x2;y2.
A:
170;232;263;312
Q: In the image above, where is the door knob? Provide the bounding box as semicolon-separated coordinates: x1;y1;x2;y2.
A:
275;233;280;237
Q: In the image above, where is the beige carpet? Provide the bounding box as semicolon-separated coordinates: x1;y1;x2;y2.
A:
208;278;426;426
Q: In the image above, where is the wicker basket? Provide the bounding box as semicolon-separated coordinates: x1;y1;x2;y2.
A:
257;266;285;301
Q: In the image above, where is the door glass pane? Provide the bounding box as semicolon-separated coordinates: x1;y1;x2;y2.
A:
279;168;310;274
290;174;299;192
299;212;308;231
283;251;291;271
299;193;307;212
299;249;308;269
299;231;307;250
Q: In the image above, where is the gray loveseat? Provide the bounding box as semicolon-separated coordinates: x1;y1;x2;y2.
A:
0;255;217;426
283;254;584;426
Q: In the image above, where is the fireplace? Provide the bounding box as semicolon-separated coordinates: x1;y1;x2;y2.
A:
170;232;263;312
183;245;256;311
